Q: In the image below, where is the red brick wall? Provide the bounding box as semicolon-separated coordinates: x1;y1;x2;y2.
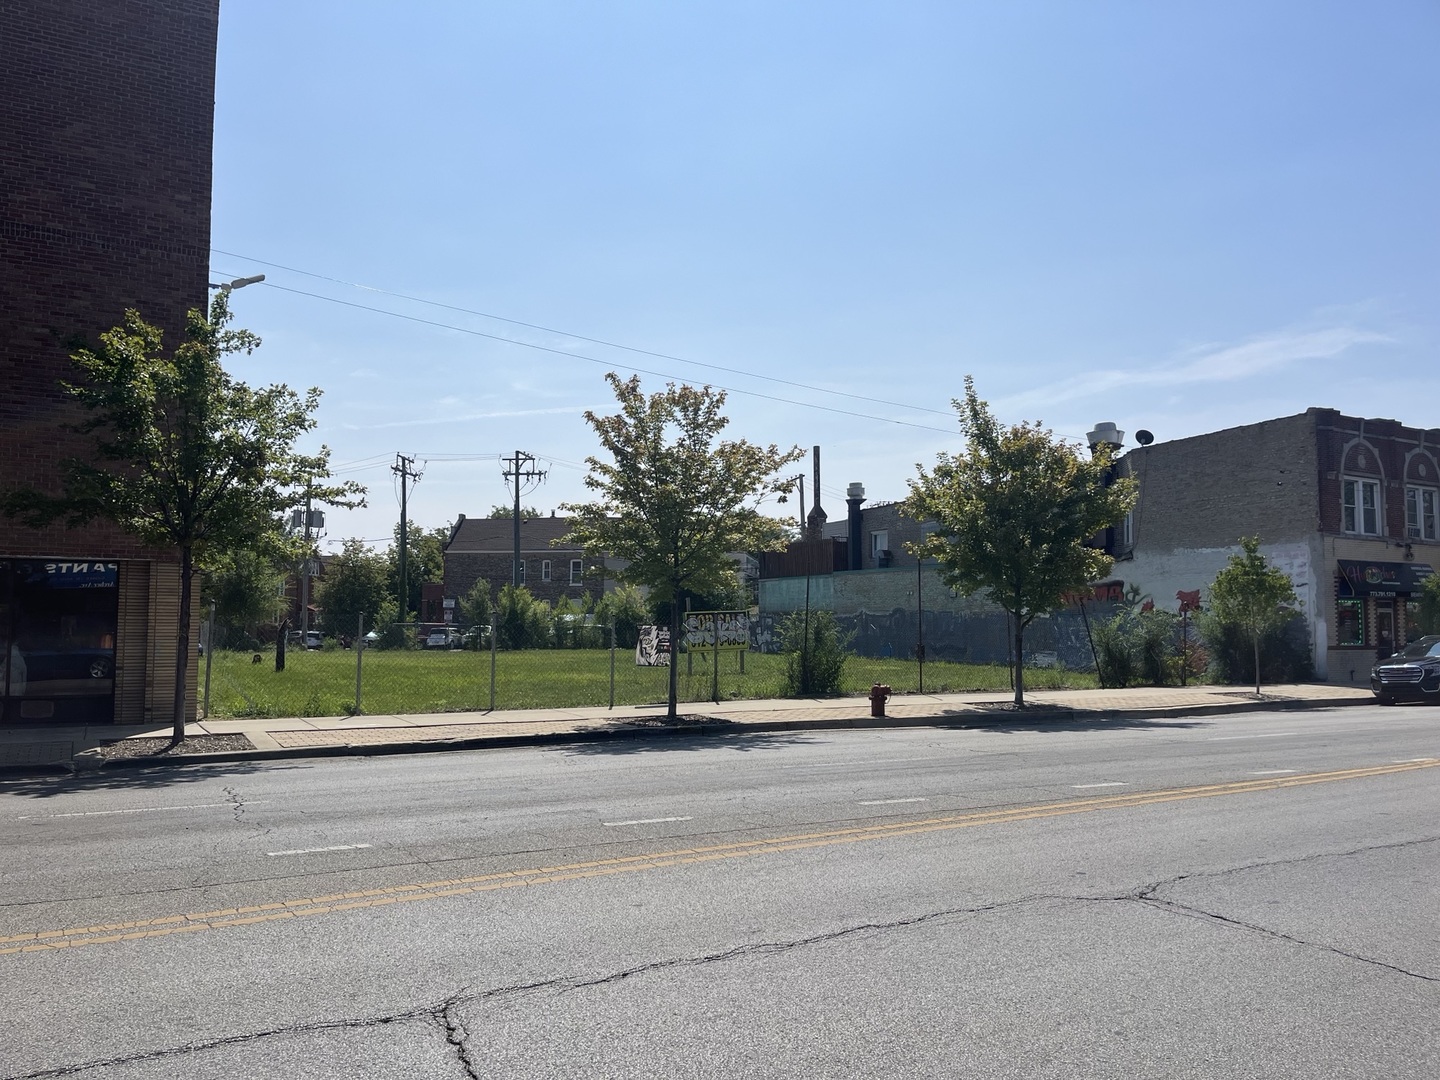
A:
0;0;220;561
1312;409;1440;538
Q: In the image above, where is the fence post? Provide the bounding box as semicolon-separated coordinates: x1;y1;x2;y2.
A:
489;620;497;711
609;622;616;710
712;625;720;704
355;613;365;715
202;600;215;719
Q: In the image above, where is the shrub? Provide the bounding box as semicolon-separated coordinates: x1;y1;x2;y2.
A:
595;584;649;649
1198;611;1313;685
778;610;851;696
495;585;551;650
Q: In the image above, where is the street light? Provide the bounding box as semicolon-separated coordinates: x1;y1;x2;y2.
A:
207;274;265;293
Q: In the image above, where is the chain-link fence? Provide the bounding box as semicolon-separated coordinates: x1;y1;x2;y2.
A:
198;616;1096;720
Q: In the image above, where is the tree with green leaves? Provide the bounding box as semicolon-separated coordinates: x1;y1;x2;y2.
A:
317;538;389;640
904;377;1136;707
387;522;449;618
1;294;364;743
487;504;542;519
563;373;803;718
202;546;285;649
1417;572;1440;636
1207;536;1299;697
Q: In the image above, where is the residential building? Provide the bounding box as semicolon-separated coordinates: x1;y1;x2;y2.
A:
1105;408;1439;683
1;0;220;724
442;514;613;609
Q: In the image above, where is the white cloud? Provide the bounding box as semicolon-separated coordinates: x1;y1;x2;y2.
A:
342;404;591;431
995;326;1392;414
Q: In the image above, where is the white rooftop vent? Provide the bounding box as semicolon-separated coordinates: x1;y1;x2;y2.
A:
1086;422;1124;450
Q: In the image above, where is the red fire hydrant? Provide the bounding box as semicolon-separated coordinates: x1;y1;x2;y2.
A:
869;683;892;718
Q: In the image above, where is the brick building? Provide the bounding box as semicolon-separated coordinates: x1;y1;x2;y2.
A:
1;1;220;724
442;515;614;608
1106;408;1440;683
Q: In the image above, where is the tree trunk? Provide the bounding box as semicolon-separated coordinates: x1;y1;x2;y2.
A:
667;599;680;720
171;544;194;746
1013;615;1026;708
1253;632;1261;698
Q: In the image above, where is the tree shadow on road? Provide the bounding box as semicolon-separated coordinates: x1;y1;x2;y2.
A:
931;710;1211;735
552;729;825;756
0;760;314;800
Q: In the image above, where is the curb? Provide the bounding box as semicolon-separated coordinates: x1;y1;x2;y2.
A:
49;694;1374;776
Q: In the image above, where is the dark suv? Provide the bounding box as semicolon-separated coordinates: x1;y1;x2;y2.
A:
1371;635;1440;704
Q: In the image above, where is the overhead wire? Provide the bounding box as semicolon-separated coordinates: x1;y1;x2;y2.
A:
212;248;959;420
243;280;959;436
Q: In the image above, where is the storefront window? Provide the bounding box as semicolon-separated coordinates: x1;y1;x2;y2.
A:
1;560;118;724
1405;599;1423;644
1336;599;1365;647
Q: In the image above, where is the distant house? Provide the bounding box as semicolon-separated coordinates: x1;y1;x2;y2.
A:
442;514;614;608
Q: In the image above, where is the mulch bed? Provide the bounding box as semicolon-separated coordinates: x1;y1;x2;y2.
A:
93;734;257;760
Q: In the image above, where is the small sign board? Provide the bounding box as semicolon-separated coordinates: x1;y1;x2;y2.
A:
683;611;749;651
635;625;671;666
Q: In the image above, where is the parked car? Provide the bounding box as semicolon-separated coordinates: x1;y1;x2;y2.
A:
424;628;463;650
15;647;113;683
1370;635;1440;704
287;630;323;650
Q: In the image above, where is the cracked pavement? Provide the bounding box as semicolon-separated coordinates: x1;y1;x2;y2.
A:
2;711;1436;1077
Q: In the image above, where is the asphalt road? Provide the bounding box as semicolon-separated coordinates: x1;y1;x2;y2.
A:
1;705;1436;1078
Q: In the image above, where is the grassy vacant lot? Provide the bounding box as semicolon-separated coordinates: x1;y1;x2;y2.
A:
205;647;1098;719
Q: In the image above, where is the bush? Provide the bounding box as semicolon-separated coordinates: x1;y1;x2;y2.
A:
1091;606;1195;687
1092;612;1138;688
778;610;851;696
373;599;412;650
1198;611;1313;685
495;585;551;650
595;584;649;650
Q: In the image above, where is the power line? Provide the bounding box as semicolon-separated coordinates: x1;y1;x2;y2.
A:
212;248;959;420
243;280;959;437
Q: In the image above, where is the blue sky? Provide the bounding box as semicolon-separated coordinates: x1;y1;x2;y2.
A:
210;1;1439;549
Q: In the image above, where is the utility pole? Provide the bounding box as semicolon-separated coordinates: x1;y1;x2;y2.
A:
502;451;546;587
393;453;420;617
299;483;313;635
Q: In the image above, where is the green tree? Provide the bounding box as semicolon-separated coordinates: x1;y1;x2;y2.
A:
595;584;649;649
494;584;551;649
903;377;1136;707
778;610;851;696
1417;573;1440;635
487;504;542;518
202;547;285;649
1207;536;1299;696
1;294;364;743
317;538;389;640
457;579;493;637
386;522;449;619
562;373;803;718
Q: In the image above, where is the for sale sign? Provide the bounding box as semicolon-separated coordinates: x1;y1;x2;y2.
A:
683;611;749;651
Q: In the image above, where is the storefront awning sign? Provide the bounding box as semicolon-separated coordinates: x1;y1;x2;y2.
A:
1336;560;1435;597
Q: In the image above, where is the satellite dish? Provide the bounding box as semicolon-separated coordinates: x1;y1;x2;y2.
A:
1135;429;1155;446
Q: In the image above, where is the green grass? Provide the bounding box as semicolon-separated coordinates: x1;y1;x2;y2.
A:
203;647;1098;719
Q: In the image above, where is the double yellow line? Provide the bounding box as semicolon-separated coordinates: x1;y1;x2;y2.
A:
3;759;1434;957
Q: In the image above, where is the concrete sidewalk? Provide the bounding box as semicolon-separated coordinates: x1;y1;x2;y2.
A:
0;682;1378;775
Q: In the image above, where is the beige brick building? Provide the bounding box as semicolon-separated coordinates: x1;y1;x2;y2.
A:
1108;408;1440;684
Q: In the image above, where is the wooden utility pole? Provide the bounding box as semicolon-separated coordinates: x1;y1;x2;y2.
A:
502;451;546;587
393;454;420;616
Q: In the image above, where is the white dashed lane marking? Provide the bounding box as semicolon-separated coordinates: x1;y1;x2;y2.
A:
266;844;373;857
18;801;271;820
858;798;928;806
602;816;693;827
